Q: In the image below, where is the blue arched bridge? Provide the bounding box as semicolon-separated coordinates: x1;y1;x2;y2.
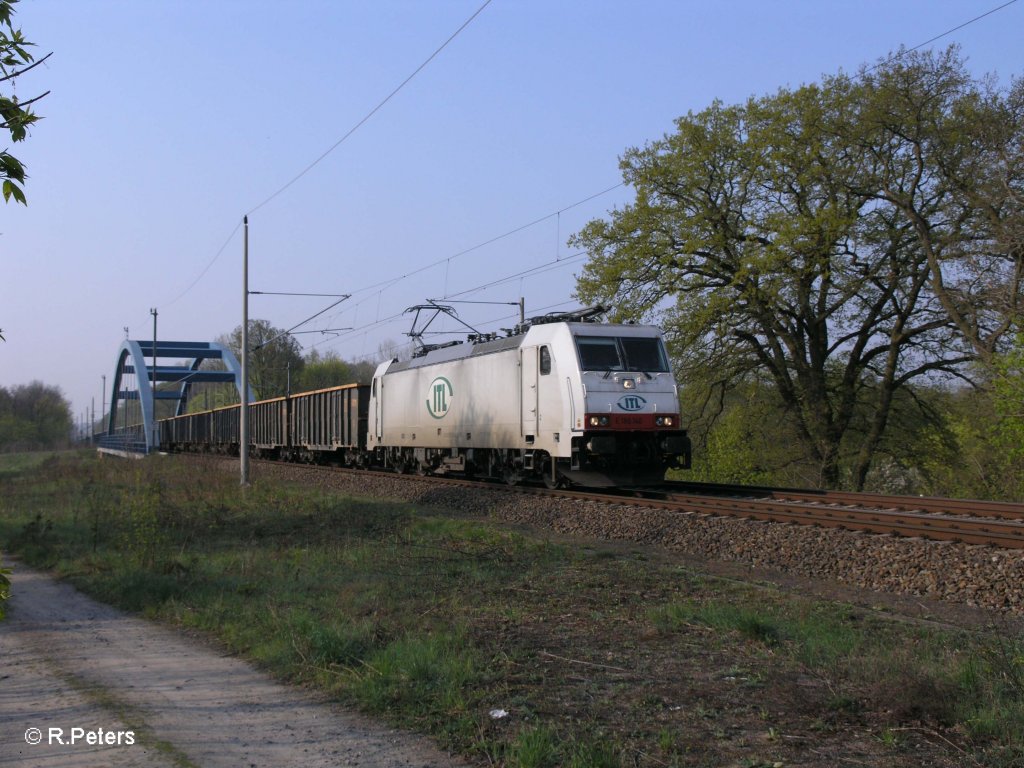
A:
96;340;253;456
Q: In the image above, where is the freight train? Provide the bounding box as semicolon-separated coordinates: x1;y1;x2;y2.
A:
159;308;692;487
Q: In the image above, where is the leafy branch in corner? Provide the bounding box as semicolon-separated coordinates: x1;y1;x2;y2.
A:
0;0;49;205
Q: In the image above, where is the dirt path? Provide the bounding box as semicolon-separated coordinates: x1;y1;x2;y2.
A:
0;565;464;768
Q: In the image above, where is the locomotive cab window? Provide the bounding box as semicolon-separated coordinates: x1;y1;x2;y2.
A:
621;337;669;372
575;335;670;373
539;345;552;375
576;337;621;370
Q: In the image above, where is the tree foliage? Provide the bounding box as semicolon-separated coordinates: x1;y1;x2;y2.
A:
915;381;1024;502
295;349;377;390
218;319;305;400
1;0;47;205
684;378;802;487
295;349;352;391
194;323;384;411
992;333;1024;463
0;381;71;451
572;48;1023;489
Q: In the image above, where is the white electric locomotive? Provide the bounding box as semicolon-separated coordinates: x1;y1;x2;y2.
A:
368;308;691;487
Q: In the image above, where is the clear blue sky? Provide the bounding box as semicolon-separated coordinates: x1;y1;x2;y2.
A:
2;0;1022;424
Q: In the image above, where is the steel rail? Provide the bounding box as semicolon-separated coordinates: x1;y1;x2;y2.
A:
660;480;1024;520
655;494;1024;548
233;459;1024;549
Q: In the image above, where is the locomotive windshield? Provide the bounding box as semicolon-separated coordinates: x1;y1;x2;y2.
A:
575;336;670;372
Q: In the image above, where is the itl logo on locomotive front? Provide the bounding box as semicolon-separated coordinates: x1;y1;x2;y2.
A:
427;377;454;419
617;394;647;412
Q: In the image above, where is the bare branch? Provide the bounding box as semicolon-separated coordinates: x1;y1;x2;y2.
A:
0;50;51;84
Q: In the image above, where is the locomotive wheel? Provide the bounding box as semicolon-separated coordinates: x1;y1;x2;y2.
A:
393;457;415;474
542;473;565;490
542;458;565;489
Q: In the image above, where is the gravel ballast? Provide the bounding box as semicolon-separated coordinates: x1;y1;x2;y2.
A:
240;459;1024;615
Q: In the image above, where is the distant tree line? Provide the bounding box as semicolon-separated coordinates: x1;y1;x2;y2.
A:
573;47;1023;495
0;381;72;452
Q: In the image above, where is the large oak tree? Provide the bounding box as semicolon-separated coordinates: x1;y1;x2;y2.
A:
572;48;1022;489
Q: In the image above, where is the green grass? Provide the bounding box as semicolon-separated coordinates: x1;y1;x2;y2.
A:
0;450;58;476
2;452;1023;767
511;725;558;768
649;599;780;644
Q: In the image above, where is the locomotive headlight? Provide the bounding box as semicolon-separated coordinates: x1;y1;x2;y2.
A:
589;416;610;427
656;416;674;427
622;379;636;390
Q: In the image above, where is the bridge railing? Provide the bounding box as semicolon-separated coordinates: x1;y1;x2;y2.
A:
96;426;149;456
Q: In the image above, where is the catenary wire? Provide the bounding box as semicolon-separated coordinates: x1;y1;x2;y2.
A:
298;2;1023;348
304;186;624;333
245;0;494;217
156;0;493;310
150;0;1017;347
304;251;589;356
161;219;243;309
342;183;624;299
863;0;1018;76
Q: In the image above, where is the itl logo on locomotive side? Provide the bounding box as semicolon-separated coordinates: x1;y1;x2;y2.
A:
427;377;454;419
617;394;647;412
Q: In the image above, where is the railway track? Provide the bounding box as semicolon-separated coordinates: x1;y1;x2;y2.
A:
658;489;1024;548
658;480;1024;520
243;458;1024;549
528;485;1024;550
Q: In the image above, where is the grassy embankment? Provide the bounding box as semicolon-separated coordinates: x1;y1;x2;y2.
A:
1;451;1022;767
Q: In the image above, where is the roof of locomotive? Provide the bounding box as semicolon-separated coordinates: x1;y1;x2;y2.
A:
383;320;666;374
385;332;524;373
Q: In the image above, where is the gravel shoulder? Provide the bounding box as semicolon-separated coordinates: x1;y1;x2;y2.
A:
0;563;464;768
